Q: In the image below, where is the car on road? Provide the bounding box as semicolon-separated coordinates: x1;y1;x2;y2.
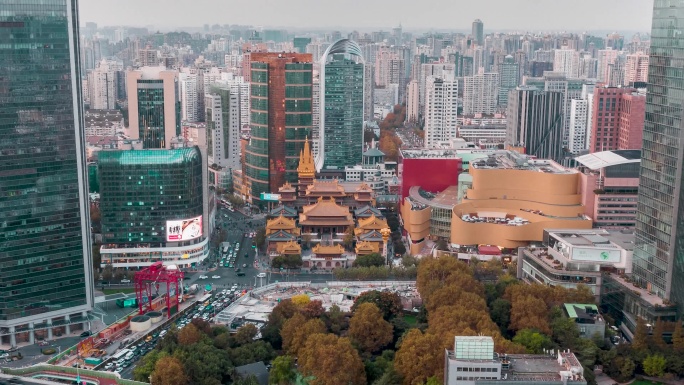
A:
257;273;266;278
198;275;208;279
120;279;131;283
104;363;114;370
236;272;245;276
115;367;123;373
211;275;221;279
242;264;247;268
80;331;92;337
0;353;9;359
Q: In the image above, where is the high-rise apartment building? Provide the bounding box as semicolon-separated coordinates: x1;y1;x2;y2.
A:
553;48;580;78
374;47;405;89
0;0;94;346
419;62;457;109
424;75;458;148
205;85;242;171
597;49;618;83
463;72;499;115
589;86;645;153
244;53;313;205
406;80;420;124
127;66;180;149
179;72;199;122
569;99;589;153
498;55;519;107
472;19;484;46
138;46;159;67
88;58;122;110
624;52;649;86
506;86;565;162
320;39;365;170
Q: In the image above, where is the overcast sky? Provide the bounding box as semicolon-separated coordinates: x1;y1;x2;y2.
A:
80;0;652;32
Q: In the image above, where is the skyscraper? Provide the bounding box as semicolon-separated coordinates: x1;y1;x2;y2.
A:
506;86;565;162
472;19;484;47
463;72;499;115
320;39;365;170
0;0;94;346
127;67;180;149
244;53;313;205
498;56;519;107
631;0;684;305
424;74;458;148
553;48;580;78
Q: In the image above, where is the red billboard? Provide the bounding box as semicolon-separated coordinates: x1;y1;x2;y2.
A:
401;158;462;199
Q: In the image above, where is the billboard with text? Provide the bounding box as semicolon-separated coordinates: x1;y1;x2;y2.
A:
167;215;203;242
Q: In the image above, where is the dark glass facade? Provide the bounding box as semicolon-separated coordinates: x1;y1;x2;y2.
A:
0;0;92;321
633;0;684;306
244;53;313;205
323;55;364;170
99;148;204;246
137;80;167;149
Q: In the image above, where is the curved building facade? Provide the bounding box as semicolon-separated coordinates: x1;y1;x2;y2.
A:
98;146;211;267
319;39;365;170
451;152;592;248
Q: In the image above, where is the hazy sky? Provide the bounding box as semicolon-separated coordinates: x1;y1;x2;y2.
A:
80;0;652;32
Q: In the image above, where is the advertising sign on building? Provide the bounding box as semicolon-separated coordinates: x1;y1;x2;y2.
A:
167;215;203;241
571;247;621;263
260;193;281;201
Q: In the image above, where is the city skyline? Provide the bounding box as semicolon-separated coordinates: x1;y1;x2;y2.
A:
80;0;652;32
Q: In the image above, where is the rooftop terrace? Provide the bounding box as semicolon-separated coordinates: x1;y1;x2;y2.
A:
470;152;575;174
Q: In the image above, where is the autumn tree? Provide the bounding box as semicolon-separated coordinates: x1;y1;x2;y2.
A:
133;350;168;382
234;323;259;346
281;313;327;356
177;323;203;346
416;256;476;306
349;303;394;354
632;317;649;352
322;304;349;335
343;226;355;250
351;290;402;320
673;321;684;352
291;294;311;307
190;318;212;335
298;333;366;385
262;299;299;349
300;299;325;319
150;356;189;385
394;329;443;385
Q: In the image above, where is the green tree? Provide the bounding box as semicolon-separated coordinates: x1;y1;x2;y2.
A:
489;298;512;336
255;227;267;249
233;375;260;385
269;355;297;385
133;350;168;382
176;340;233;385
343;226;355;250
351;290;402;320
150;356;188;385
354;253;386;268
643;354;667;378
322;304;348;335
234;324;259;346
512;329;553;354
349;303;394;355
229;340;276;367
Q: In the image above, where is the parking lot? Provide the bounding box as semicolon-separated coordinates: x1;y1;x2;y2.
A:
99;288;242;380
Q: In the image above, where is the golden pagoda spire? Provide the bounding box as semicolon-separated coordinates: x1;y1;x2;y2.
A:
297;137;315;179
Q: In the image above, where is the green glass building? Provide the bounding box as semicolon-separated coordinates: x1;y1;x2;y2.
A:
631;0;684;316
99;147;204;246
321;39;365;170
244;53;313;205
0;0;94;345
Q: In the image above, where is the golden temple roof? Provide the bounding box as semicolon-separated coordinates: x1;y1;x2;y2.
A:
312;243;345;255
354;241;380;255
297;137;316;179
266;215;298;232
277;240;302;255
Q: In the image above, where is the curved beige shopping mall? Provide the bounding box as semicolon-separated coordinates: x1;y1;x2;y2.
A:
451;153;592;248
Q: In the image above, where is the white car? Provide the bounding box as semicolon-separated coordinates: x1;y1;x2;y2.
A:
120;279;131;283
198;275;208;279
211;275;221;279
256;273;266;278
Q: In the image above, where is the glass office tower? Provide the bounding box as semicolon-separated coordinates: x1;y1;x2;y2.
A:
320;39;365;170
632;0;684;311
245;53;313;206
0;0;93;346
